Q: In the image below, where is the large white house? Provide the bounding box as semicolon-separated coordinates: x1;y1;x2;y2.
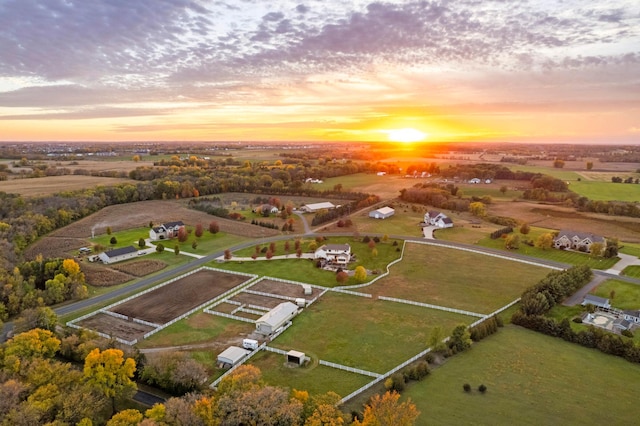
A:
255;302;299;335
424;211;453;228
314;243;352;265
553;230;605;253
149;221;185;241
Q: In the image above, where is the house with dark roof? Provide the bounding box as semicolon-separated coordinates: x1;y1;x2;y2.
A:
149;221;185;241
623;309;640;325
553;230;605;253
98;246;138;264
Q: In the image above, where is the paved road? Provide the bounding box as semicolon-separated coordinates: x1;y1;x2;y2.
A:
3;214;640;341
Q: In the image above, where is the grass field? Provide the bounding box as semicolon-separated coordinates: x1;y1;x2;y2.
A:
403;325;640;425
622;266;640;279
271;291;472;373
569;180;640;202
361;242;551;313
508;164;582;181
248;351;373;397
591;279;640;310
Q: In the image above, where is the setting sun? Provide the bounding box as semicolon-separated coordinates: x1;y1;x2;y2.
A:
385;128;428;143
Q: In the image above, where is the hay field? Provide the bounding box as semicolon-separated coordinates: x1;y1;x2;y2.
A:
0;175;137;197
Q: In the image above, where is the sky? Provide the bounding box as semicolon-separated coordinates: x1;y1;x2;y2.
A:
0;0;638;144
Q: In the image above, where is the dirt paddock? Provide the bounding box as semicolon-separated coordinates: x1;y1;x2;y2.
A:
110;268;251;324
78;312;155;342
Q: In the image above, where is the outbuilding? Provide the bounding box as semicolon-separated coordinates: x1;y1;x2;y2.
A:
217;346;250;367
286;350;306;366
300;202;336;213
98;246;138;264
369;206;395;219
255;302;299;335
581;294;611;309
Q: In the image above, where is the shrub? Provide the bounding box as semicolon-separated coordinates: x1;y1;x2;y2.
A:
463;383;471;393
622;329;634;338
424;353;435;364
478;384;487;393
156;243;165;253
362;236;371;243
385;373;405;392
138;238;146;248
109;236;117;245
572;317;583;324
373;236;380;243
490;227;513;239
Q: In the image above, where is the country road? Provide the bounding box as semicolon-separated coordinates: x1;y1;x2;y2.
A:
3;213;640;341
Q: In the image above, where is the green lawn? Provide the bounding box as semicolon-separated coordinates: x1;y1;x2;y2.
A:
220;236;402;286
622;265;640;279
620;242;640;258
136;312;255;348
271;292;471;373
591;279;640;310
569;180;640;202
311;173;389;192
248;351;372;397
403;325;640;425
360;242;551;314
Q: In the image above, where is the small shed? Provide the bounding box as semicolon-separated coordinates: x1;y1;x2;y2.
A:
256;302;299;335
368;206;395;219
217;346;250;367
302;284;312;295
295;298;306;308
286;350;306;366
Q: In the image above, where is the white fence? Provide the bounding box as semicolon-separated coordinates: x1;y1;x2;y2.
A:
319;360;382;378
335;240;407;291
377;296;485;318
201;309;255;323
209;342;267;388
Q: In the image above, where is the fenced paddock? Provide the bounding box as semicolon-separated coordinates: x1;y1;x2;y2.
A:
68;267;256;344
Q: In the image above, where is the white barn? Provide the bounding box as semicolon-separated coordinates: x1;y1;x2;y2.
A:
256;302;299;335
98;246;138;264
300;202;336;213
369;206;395;219
217;346;250;367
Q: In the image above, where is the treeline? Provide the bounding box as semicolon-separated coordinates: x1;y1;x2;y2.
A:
310;195;380;226
398;186;470;212
511;265;640;363
438;163;543;181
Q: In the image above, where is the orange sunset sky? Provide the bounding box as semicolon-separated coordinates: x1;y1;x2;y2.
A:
0;0;638;143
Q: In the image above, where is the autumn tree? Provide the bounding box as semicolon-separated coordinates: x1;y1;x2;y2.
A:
141;351;207;394
336;271;349;284
353;391;419;426
177;227;188;243
106;408;143;426
519;223;530;235
504;234;520;250
535;233;554;250
469;202;486;217
209;221;220;234
284;240;291;253
586;161;594;170
590;242;604;258
553;158;565;168
500;185;508;194
13;306;58;333
194;223;204;238
4;328;60;360
354;266;367;283
83;348;137;415
224;249;232;260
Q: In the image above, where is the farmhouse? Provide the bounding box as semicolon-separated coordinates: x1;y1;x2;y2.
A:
217;346;250;367
253;204;279;215
614;318;632;331
553;230;605;253
369;206;395;219
424;211;453;228
315;243;352;265
300;202;336;213
255;302;299;335
581;294;611;309
98;246;138;264
623;310;640;325
149;221;185;241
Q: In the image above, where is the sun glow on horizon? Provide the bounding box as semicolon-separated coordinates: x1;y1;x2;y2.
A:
384;128;428;143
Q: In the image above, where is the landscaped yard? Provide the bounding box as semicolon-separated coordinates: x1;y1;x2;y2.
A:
359;242;552;314
403;325;640;425
248;351;373;397
591;279;640;310
270;291;472;373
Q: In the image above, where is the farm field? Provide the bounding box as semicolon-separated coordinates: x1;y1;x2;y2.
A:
111;268;251;324
403;326;640;425
248;351;373;397
361;242;551;314
569;180;640;202
270;291;472;373
0;175;138;197
314;173;422;200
